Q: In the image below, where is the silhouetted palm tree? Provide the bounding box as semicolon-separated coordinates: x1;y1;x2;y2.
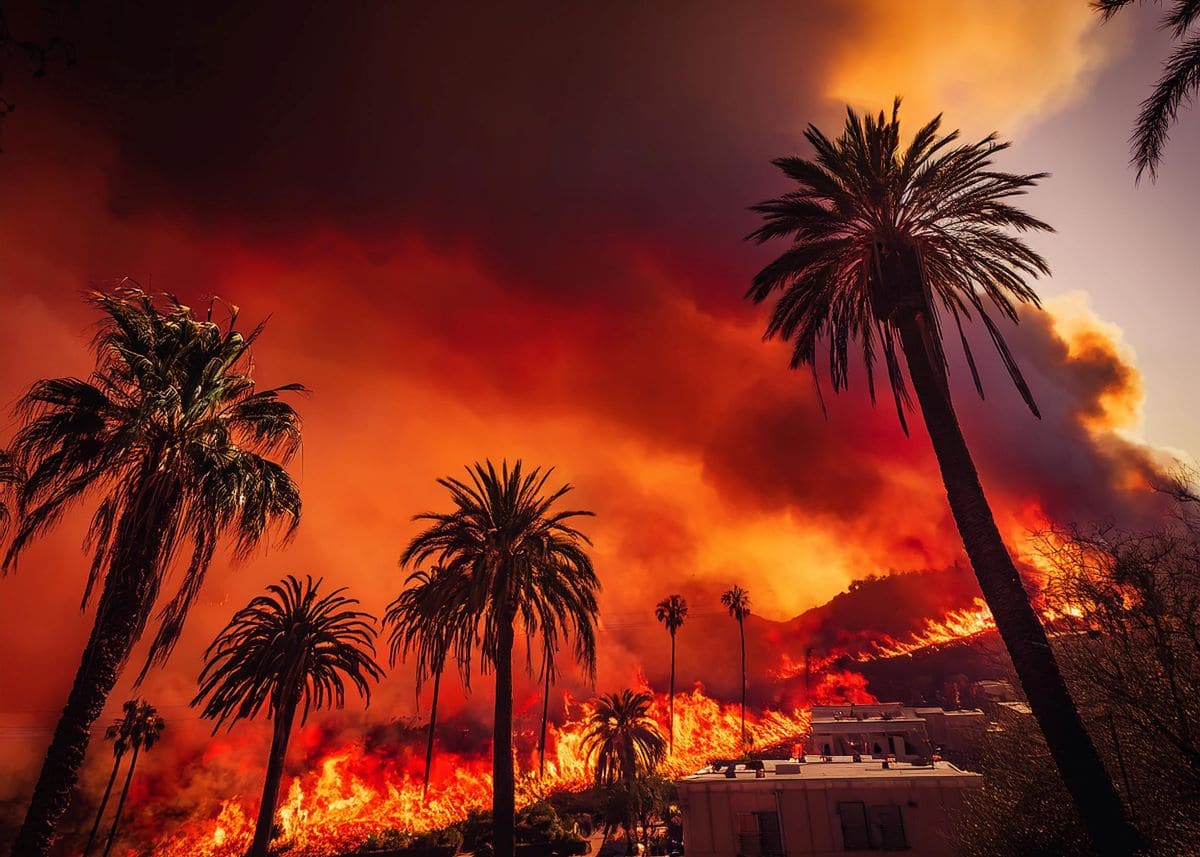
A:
98;700;164;857
1097;1;1200;180
403;460;600;857
748;101;1139;855
83;702;135;856
193;575;383;857
583;689;666;852
3;287;304;856
720;586;750;748
384;566;466;797
536;643;555;779
653;595;688;753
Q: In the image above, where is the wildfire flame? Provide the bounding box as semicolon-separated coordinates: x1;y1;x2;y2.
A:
146;687;811;857
862;597;998;660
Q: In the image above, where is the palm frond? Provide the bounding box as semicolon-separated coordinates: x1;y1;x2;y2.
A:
748;102;1051;421
3;285;305;680
193;575;383;731
402;460;600;688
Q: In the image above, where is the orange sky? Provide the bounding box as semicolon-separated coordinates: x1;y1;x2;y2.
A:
0;0;1193;826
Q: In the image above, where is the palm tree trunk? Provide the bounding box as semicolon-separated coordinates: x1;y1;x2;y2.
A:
623;769;637;856
493;616;517;857
538;665;551;778
423;668;442;798
668;632;676;755
895;309;1142;856
251;694;298;857
100;743;139;857
13;480;178;857
83;752;123;857
738;619;746;751
13;572;151;856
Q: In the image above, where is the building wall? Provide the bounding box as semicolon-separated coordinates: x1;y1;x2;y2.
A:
679;776;977;857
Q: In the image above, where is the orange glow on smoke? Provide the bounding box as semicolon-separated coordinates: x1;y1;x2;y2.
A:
148;687;812;857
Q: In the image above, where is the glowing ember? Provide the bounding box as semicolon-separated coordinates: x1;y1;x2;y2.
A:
147;686;811;856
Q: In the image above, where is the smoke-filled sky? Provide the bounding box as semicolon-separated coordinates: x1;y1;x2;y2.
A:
1;0;1198;809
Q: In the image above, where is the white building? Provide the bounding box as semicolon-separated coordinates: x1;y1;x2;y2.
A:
805;703;985;761
678;757;981;857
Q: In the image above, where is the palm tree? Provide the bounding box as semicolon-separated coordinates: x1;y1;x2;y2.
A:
193;575;383;857
747;101;1140;855
720;586;750;749
536;644;555;779
583;689;666;852
653;595;688;754
98;700;165;857
82;702;135;856
2;287;304;856
1096;1;1200;180
384;566;466;797
403;460;600;857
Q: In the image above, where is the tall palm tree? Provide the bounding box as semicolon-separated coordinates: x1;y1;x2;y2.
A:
3;287;304;856
1096;1;1200;180
384;566;466;797
747;101;1140;855
583;689;666;852
98;700;165;857
653;595;688;754
193;575;383;857
403;460;600;857
719;586;750;749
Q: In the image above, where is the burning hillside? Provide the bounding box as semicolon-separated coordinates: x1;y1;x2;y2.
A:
138;687;815;857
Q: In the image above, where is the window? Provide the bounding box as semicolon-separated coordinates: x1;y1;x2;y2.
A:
869;805;907;851
736;811;784;856
837;802;907;851
838;802;871;850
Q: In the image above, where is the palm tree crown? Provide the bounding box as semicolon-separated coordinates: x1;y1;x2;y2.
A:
583;689;667;787
720;586;750;622
402;460;600;682
1097;0;1200;179
3;287;305;675
384;566;464;686
747;100;1051;432
105;700;165;757
193;575;383;729
654;595;688;635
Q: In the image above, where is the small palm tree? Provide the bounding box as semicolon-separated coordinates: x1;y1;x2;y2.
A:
747;101;1139;854
83;700;143;856
3;287;304;856
536;643;556;779
193;575;383;857
653;595;688;754
583;689;666;852
96;700;165;857
720;586;751;749
384;566;467;796
1097;1;1200;179
403;460;600;857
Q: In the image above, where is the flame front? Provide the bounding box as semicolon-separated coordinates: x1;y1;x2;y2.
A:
862;597;998;660
148;687;811;857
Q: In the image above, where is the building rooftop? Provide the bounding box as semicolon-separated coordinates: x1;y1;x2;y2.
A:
681;757;981;783
809;705;984;727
